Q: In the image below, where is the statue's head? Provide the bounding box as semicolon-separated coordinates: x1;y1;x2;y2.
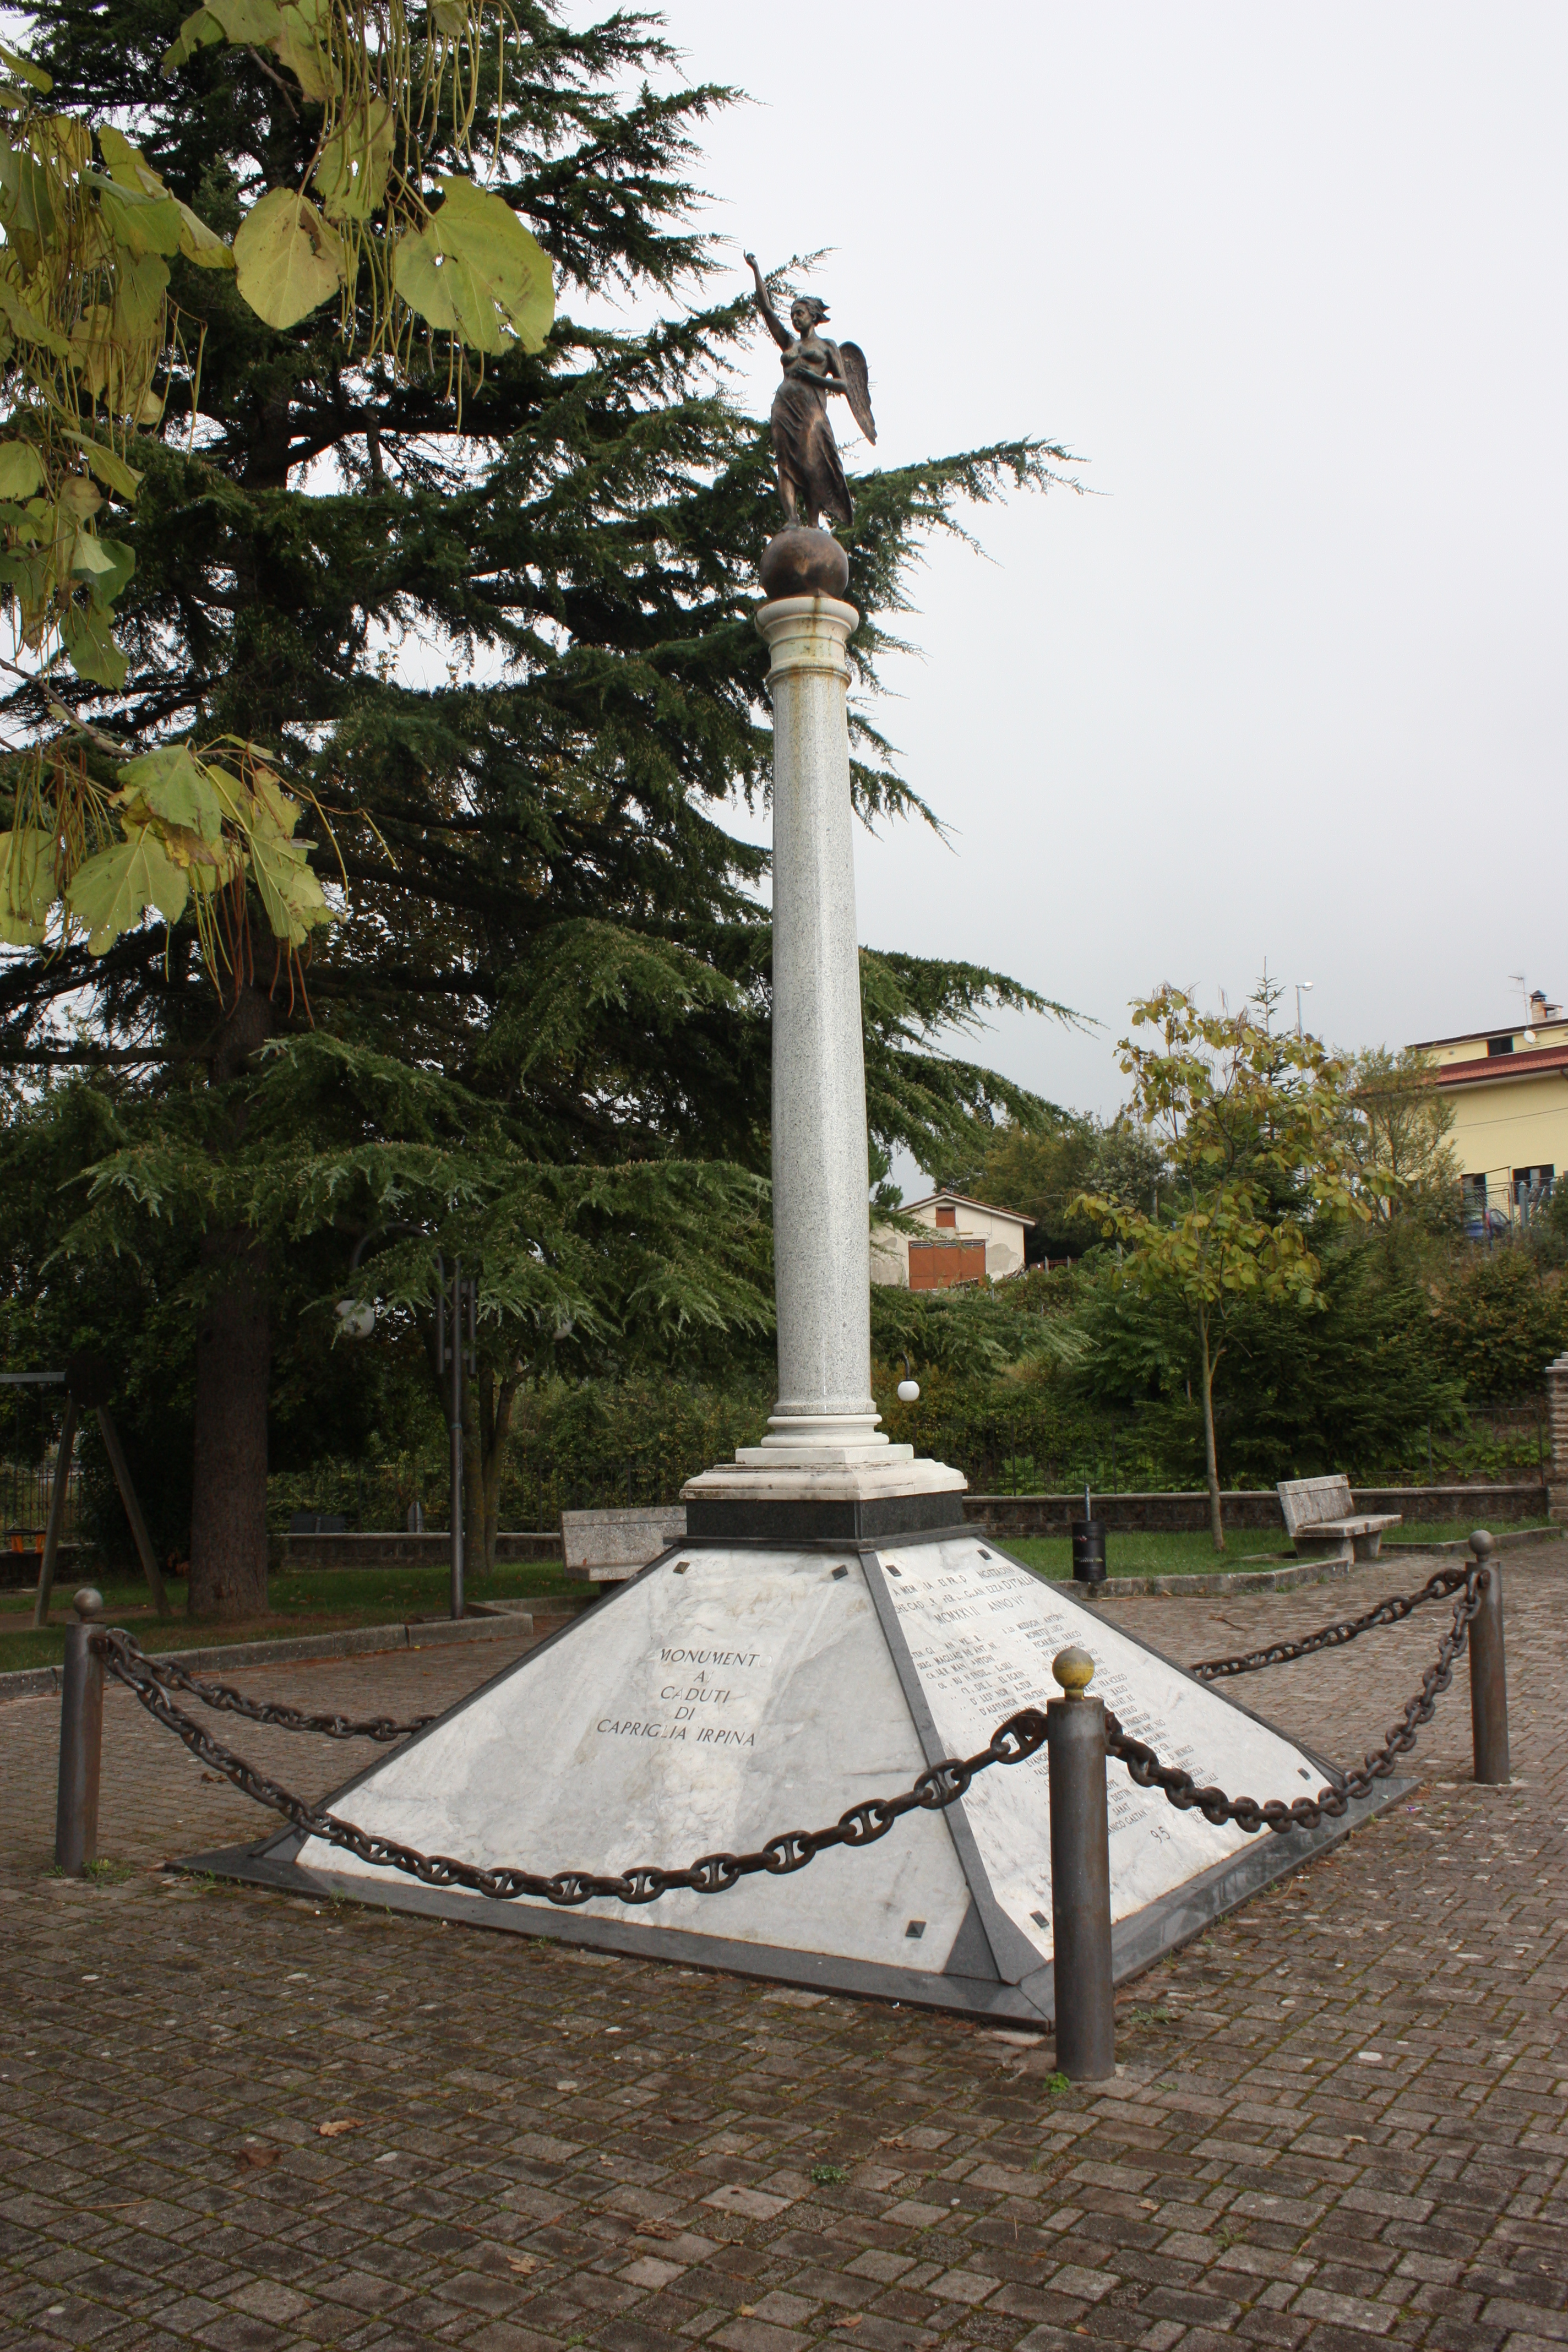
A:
790;295;829;334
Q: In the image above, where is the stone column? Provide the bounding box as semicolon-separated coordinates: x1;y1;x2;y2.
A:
750;592;879;1461
683;551;962;1515
1547;1354;1568;1522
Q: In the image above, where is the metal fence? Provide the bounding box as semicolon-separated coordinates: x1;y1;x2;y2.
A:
0;1455;79;1553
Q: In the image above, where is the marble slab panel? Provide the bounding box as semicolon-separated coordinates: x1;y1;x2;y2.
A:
873;1535;1326;1967
295;1546;975;1972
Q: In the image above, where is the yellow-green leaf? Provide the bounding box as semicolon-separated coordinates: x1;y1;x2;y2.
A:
0;42;51;92
0;440;42;498
202;0;286;43
271;0;331;104
161;9;224;74
116;744;222;839
111;245;171;336
393;178;554;356
247;825;332;944
67;832;188;952
60;473;104;524
62;603;128;690
70;530;117;578
314;98;392;223
173;197;235;270
90;171;185;260
0;267;66;357
62;431;143;503
0;826;55;945
233;187;344;329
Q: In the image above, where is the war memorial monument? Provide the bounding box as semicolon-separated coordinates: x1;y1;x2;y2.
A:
187;264;1394;2025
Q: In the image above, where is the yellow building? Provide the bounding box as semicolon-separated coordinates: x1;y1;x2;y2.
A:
1411;990;1568;1223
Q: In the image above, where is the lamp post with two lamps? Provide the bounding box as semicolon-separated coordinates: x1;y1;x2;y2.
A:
336;1231;476;1621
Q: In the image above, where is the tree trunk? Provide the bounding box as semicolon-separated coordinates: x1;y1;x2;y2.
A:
1198;1309;1225;1554
188;984;275;1621
188;1237;271;1617
467;1366;520;1576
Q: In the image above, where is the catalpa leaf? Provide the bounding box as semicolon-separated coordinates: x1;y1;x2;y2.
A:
67;831;188;951
97;127;233;273
160;9;224;75
233;187;343;329
393;178;553;355
0;825;55;944
0;41;51;92
314;98;392;222
62;603;128;689
115;743;222;839
62;429;143;503
247;826;332;945
0;440;42;498
89;171;185;260
271;0;331;104
85;537;136;607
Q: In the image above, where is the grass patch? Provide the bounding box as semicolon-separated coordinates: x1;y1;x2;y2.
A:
0;1559;581;1677
998;1520;1553;1581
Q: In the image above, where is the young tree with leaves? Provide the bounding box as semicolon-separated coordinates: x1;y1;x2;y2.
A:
1079;983;1381;1550
0;0;1076;1616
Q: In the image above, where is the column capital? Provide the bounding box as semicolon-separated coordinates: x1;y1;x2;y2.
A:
756;595;858;679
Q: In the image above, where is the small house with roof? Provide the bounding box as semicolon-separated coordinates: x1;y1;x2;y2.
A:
870;1189;1033;1291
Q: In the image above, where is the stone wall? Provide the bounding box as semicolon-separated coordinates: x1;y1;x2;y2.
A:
961;1485;1548;1539
1548;1354;1568;1523
276;1529;563;1571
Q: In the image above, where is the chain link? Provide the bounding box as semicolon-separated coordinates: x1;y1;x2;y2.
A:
1188;1560;1483;1684
94;1628;1048;1907
93;1561;1487;1902
102;1640;435;1743
1106;1563;1488;1834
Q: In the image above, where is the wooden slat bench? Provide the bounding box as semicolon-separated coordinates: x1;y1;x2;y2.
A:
1277;1475;1401;1564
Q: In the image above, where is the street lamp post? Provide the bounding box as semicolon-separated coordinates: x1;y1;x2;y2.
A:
1294;979;1314;1039
436;1256;477;1621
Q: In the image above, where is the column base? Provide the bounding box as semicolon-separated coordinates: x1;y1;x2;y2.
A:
682;1451;967;1543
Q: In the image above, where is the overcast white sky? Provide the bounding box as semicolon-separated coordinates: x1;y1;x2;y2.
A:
589;1;1566;1161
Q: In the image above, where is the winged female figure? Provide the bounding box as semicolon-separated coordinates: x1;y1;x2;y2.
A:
745;253;875;529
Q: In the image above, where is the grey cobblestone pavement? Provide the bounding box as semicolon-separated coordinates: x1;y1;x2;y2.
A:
2;1544;1566;2352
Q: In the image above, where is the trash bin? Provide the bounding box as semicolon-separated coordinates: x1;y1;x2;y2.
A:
1071;1517;1107;1587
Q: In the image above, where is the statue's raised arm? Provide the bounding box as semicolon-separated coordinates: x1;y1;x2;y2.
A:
745;254;876;535
745;253;792;352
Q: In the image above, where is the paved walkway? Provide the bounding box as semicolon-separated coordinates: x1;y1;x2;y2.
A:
2;1544;1566;2352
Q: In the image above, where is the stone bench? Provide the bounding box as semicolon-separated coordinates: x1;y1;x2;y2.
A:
1277;1475;1401;1564
561;1505;686;1583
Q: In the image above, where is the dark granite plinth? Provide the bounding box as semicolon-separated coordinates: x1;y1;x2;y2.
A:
683;1490;967;1544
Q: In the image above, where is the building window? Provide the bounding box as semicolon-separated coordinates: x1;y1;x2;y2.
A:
1513;1165;1555;1204
934;1204;957;1228
1486;1035;1515;1057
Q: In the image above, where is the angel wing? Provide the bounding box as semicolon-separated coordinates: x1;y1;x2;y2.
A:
837;340;876;445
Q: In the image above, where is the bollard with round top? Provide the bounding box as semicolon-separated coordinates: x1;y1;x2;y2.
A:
55;1586;106;1875
1047;1643;1117;2082
1467;1530;1510;1784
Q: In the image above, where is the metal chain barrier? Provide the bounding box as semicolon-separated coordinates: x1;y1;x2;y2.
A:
95;1634;434;1744
90;1560;1489;1901
1188;1559;1483;1684
1106;1561;1489;1835
95;1627;1049;1907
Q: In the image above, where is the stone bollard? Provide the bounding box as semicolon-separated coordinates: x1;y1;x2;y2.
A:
1467;1532;1510;1785
55;1587;106;1875
1047;1645;1116;2082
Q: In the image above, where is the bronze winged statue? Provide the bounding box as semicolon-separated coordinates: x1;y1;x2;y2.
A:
745;254;875;529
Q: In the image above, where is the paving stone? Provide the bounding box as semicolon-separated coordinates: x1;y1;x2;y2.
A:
3;1547;1568;2347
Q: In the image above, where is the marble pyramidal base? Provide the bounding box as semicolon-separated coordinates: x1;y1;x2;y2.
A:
186;1532;1397;2022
